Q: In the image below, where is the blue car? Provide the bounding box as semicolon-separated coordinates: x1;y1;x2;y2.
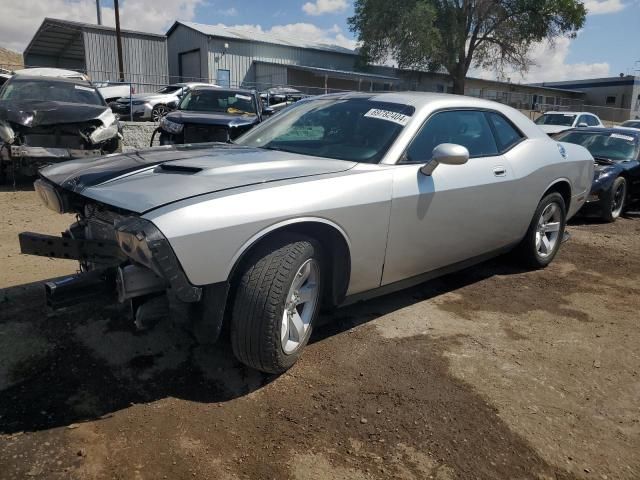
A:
554;127;640;222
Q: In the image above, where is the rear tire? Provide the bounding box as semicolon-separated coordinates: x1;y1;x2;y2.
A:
516;192;566;268
601;176;626;223
230;233;322;374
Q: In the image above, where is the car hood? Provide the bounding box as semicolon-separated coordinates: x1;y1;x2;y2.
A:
539;124;572;135
40;144;356;213
165;110;259;128
0;100;109;127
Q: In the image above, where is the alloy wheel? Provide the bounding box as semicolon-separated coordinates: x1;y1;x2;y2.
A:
611;180;626;218
280;259;320;355
152;105;169;122
535;202;562;258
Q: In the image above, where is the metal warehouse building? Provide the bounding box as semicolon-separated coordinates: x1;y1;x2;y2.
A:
23;18;168;92
166;21;398;93
165;21;587;110
534;76;640;122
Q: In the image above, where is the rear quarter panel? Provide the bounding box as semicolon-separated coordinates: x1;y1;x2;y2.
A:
504;138;593;235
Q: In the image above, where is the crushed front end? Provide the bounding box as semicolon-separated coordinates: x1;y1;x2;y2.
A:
20;178;201;328
0;105;122;180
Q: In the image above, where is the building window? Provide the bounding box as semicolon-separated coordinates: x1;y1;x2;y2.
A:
606;95;616;105
436;84;445;93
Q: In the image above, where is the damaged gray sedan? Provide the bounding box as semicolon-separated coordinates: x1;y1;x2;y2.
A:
20;92;593;373
0;75;121;181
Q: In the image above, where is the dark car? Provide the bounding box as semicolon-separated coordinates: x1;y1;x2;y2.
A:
153;87;263;145
555;127;640;222
260;87;307;112
0;75;121;182
620;120;640;129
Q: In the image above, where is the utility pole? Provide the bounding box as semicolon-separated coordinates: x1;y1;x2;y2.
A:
114;0;125;82
95;0;102;25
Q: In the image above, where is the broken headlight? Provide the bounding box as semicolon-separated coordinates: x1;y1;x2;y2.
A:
114;216;202;302
0;119;15;144
160;117;183;135
34;179;69;214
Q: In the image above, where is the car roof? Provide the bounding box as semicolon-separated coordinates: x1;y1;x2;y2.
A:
13;67;88;80
191;86;255;94
174;82;220;88
6;74;94;87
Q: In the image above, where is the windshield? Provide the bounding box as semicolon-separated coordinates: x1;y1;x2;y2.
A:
235;97;415;163
556;131;639;162
535;114;576;126
179;90;256;114
0;78;104;106
156;85;182;94
621;120;640;129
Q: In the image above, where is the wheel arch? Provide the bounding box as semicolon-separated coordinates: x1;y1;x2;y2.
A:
228;217;352;307
542;178;572;212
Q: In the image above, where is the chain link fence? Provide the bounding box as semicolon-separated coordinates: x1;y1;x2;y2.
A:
1;63;634;125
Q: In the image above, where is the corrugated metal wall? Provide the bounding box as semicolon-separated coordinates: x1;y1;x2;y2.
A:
254;63;288;90
167;24;209;83
207;36;356;89
83;28;168;92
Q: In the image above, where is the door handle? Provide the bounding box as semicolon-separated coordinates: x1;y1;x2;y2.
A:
493;166;507;177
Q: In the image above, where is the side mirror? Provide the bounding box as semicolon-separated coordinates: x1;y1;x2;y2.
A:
167;100;178;109
577;122;588;128
420;143;469;176
262;107;275;116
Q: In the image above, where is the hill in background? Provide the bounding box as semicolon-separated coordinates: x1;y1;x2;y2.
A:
0;47;23;70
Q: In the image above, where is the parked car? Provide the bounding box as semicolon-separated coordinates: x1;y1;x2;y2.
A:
260;87;307;112
12;67;133;104
110;83;216;122
555;127;640;221
20;92;593;373
620;120;640;129
0;75;121;182
93;81;135;104
153;87;263;145
535;111;604;135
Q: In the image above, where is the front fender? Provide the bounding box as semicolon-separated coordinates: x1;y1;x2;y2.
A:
143;166;393;294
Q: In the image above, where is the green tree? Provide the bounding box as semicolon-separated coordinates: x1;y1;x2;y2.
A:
348;0;587;94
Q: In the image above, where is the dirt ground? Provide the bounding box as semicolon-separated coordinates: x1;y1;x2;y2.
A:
1;184;639;480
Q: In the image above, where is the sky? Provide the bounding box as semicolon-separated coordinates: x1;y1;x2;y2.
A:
1;0;638;83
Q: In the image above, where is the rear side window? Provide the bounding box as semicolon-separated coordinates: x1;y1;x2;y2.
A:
486;112;523;151
405;110;498;162
587;115;600;126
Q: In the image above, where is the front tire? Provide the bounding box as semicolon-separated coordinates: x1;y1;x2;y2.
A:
516;192;566;268
230;234;322;374
601;176;626;223
152;104;170;122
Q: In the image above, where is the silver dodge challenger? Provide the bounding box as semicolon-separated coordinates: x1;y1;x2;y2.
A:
20;92;594;373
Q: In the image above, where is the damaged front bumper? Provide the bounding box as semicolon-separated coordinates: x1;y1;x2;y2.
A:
19;221;202;307
10;144;103;160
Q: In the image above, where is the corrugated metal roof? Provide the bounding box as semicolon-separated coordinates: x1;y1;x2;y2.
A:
172;21;357;56
41;17;166;39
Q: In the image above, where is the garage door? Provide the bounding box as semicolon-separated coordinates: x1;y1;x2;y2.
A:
179;50;201;82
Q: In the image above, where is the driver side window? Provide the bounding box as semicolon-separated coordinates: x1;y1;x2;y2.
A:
404;110;498;163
